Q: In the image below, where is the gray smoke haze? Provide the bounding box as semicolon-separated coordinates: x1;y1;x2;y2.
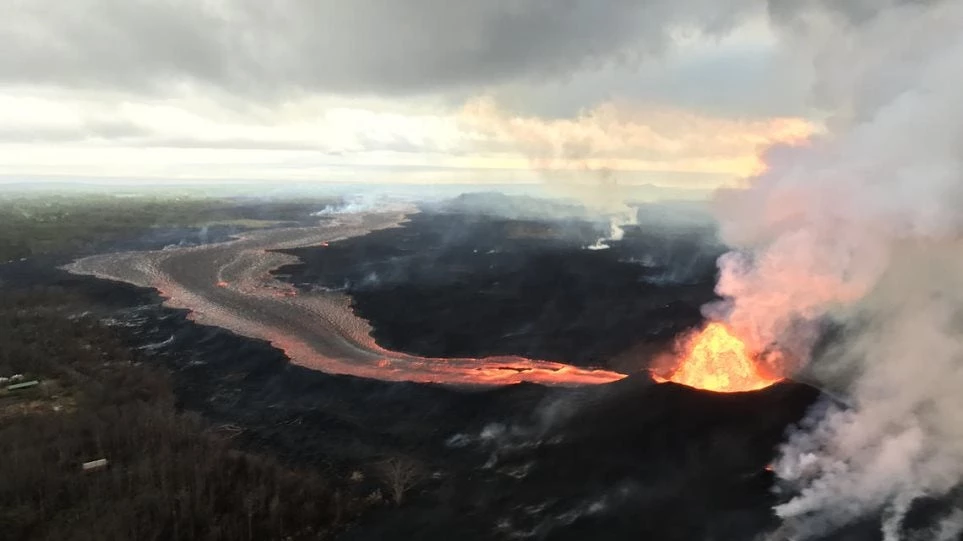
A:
705;0;963;537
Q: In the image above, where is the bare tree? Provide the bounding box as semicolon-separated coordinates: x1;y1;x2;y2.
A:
374;456;423;506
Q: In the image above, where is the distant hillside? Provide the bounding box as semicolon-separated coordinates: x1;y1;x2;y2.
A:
434;192;591;221
433;192;718;234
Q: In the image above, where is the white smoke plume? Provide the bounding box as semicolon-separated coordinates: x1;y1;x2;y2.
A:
708;0;963;537
459;96;811;250
587;210;638;251
311;193;415;221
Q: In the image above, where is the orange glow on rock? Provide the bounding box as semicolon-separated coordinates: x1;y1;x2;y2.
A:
654;322;782;393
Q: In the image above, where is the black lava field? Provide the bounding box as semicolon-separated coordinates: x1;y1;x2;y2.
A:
1;205;844;540
277;212;722;372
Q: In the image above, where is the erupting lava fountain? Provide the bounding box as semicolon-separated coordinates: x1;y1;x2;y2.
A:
653;322;783;393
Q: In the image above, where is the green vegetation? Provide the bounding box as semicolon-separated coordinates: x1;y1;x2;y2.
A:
0;195;334;261
0;289;370;540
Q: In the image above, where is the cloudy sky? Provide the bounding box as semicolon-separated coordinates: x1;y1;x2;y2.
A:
1;0;828;191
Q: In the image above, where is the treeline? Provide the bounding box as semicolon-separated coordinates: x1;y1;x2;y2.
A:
0;289;369;540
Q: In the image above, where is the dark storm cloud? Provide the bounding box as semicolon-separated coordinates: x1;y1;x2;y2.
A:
4;0;943;102
2;0;760;97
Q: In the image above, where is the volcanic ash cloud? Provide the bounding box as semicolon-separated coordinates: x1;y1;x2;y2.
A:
706;1;963;537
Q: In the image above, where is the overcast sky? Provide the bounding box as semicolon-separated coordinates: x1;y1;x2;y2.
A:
0;0;841;191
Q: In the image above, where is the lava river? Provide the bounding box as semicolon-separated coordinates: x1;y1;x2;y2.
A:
65;212;626;387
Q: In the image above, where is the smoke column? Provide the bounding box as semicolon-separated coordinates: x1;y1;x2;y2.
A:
708;1;963;537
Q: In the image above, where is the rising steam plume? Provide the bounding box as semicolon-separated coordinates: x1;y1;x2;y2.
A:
465;0;961;535
707;1;963;538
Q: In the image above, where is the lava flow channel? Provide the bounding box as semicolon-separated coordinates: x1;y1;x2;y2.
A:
653;322;783;393
64;213;626;387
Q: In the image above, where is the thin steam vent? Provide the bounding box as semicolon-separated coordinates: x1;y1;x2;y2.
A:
654;322;782;393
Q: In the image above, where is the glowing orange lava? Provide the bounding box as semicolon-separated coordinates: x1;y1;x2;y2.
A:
654;322;782;393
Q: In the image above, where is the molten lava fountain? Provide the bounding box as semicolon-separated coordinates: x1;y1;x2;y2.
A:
655;322;782;393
